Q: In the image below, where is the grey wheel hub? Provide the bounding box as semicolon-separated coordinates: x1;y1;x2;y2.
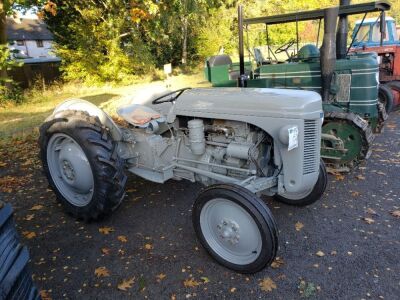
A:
47;133;94;207
200;198;262;265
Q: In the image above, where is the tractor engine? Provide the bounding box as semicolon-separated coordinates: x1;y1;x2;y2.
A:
123;117;274;186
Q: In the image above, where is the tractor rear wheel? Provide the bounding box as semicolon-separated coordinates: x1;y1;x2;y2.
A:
192;184;278;273
274;159;327;206
378;84;394;113
385;81;400;110
39;110;127;221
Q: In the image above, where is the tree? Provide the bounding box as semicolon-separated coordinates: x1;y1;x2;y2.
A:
43;0;158;84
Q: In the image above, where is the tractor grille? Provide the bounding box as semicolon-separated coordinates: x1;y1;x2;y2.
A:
303;119;319;175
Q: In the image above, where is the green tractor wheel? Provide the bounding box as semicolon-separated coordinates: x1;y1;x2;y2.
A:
321;119;369;166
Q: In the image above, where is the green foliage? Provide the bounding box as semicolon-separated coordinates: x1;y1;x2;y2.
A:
44;0;156;85
0;45;24;104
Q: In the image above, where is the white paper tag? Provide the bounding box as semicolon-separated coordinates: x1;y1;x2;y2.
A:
288;126;299;151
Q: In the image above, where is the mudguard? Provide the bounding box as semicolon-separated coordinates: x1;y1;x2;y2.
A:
49;98;123;141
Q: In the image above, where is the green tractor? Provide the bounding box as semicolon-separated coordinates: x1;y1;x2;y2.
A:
205;1;391;172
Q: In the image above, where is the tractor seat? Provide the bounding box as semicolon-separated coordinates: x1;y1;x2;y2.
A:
117;104;165;127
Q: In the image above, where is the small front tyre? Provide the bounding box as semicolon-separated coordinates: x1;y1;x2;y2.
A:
192;184;278;273
274;159;327;206
39;110;127;221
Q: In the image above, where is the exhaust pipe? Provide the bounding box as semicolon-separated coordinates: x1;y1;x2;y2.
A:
336;0;350;59
320;7;339;102
237;5;247;87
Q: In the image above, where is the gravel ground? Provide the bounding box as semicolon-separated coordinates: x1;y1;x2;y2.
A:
0;111;399;300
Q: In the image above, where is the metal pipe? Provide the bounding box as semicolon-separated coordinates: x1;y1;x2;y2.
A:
174;163;240;184
380;10;386;46
205;141;228;147
336;0;350;59
173;157;256;175
237;5;247;87
320;7;339;102
296;18;299;55
316;18;321;48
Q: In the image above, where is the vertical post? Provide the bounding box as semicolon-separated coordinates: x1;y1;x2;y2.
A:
237;5;247;87
296;18;299;55
320;7;339;102
380;11;386;46
336;0;350;59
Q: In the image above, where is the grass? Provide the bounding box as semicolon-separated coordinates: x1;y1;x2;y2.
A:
0;72;210;138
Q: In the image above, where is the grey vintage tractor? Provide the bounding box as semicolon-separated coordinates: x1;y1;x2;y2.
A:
39;87;327;273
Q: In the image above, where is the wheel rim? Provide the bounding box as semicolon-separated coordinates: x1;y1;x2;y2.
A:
47;133;94;207
278;187;313;200
322;121;363;162
200;198;262;265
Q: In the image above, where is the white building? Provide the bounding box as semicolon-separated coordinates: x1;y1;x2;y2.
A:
6;17;57;59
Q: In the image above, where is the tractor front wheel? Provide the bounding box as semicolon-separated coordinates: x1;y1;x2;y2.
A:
274;159;327;206
192;184;278;273
39;110;127;221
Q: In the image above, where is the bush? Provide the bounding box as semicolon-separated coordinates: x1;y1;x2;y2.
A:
0;83;24;105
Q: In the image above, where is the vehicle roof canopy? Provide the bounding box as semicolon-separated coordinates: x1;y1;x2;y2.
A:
355;16;394;24
244;0;391;25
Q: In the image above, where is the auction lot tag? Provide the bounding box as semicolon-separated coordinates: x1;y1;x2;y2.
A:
288;126;299;151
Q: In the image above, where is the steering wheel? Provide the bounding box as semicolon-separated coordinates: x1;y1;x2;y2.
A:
275;40;296;57
152;88;191;105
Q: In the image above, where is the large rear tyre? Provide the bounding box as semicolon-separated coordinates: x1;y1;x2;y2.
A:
0;202;40;300
39;110;127;221
378;84;394;113
274;159;327;206
192;184;278;273
385;81;400;109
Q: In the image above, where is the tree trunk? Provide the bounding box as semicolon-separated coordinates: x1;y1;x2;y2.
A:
181;16;188;65
0;0;9;85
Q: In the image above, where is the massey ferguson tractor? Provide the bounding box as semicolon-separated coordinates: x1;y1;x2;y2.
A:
205;1;391;172
350;15;400;111
39;87;326;273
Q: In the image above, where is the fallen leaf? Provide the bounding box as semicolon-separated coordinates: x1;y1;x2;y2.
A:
22;231;36;239
200;276;210;283
0;161;7;167
315;251;325;257
117;277;135;291
271;257;284;269
170;294;176;300
376;171;386;176
39;290;52;300
30;204;44;211
259;277;277;292
25;214;35;221
335;174;345;181
356;175;365;180
99;227;114;235
366;208;377;215
363;217;375;224
156;273;166;281
117;235;128;243
331;250;337;255
351;191;360;197
101;248;111;255
94;266;110;277
230;287;237;293
295;222;304;231
144;243;153;250
390;210;400;218
183;278;200;288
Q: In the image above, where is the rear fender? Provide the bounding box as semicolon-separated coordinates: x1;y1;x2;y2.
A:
49;98;123;141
